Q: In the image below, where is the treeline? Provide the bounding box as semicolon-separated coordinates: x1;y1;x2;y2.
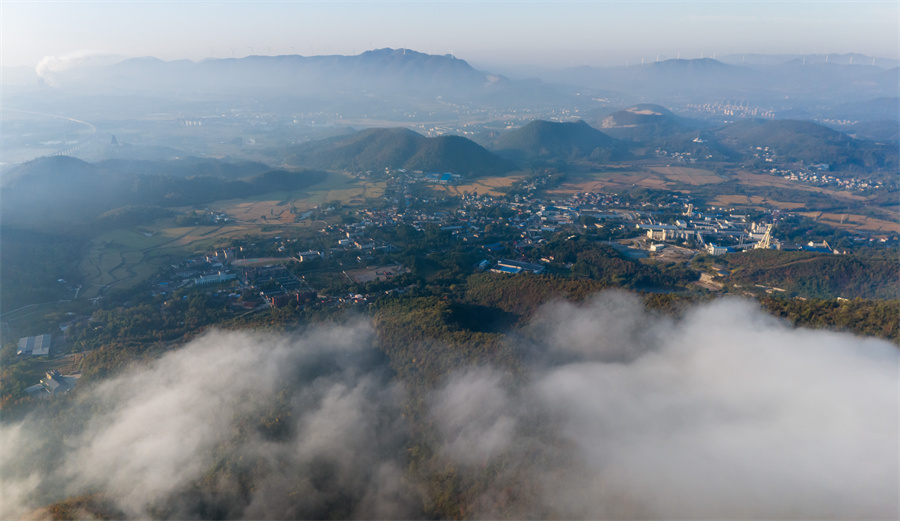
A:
0;227;85;312
761;296;899;343
1;156;328;228
723;250;899;299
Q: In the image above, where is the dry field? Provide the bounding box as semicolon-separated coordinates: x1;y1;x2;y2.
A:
711;195;807;210
218;200;301;224
212;172;385;224
734;171;867;201
430;175;524;197
799;212;900;233
345;265;408;283
648;166;725;185
550;170;671;194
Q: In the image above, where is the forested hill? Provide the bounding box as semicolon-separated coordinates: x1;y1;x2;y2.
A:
282;127;517;176
715;119;898;170
722;250;900;300
0;155;327;227
596;104;708;141
492;120;629;162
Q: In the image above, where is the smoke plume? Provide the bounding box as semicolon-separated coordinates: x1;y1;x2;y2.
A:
35;52;123;87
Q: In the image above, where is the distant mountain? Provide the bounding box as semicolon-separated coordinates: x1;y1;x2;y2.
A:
492;120;629;162
32;49;558;110
1;156;327;227
715;119;898;170
284;127;517;177
546;57;896;104
718;53;899;69
828;97;899;123
848;120;900;144
597;104;707;142
95;157;272;180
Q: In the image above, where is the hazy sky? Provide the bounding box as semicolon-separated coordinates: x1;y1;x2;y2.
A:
2;1;897;69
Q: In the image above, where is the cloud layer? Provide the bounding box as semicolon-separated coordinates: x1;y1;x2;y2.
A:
2;294;897;519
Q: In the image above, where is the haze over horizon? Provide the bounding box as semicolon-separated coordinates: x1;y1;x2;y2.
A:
2;1;897;71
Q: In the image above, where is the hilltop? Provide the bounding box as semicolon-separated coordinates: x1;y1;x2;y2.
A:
284;127;517;177
28;48;554;111
597;104;707;141
492;120;629;162
715;119;898;171
0;156;327;227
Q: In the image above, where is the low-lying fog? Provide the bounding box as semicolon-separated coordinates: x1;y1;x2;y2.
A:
3;293;897;519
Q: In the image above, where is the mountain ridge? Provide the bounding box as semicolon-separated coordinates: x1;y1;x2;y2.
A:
284;127;517;177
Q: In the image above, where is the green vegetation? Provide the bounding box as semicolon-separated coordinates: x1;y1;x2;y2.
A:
721;249;899;299
283;127;516;177
492;119;629;162
716;119;898;172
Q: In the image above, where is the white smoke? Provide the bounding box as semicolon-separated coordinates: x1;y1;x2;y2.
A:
35;52;124;87
1;294;897;519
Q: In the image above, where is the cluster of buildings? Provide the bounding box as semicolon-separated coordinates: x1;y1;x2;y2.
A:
682;102;775;120
25;370;79;398
771;167;884;191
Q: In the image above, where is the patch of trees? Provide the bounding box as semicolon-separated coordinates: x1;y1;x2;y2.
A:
0;227;85;312
761;297;899;343
723;250;899;299
539;236;697;289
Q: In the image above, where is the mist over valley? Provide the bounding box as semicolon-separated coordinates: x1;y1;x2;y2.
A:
1;4;898;519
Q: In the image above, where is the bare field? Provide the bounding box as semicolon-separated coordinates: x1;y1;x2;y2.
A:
212;173;384;224
735;171;867;201
430;175;524;197
551;170;671;194
75;172;388;300
78;229;180;298
799;212;900;233
345;265;408;283
78;223;288;299
648;166;725;185
218;201;301;224
711;195;807;210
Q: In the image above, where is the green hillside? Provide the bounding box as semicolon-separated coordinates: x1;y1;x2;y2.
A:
597;104;705;142
0;156;327;227
716;119;898;170
493;120;629;162
722;250;899;299
284;127;517;177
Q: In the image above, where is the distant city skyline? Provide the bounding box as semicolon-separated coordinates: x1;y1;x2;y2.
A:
2;1;897;70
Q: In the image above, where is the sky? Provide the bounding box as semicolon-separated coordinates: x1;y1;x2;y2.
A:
1;1;898;70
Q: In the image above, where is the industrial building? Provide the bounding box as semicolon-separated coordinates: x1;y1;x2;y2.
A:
17;334;52;357
491;259;545;275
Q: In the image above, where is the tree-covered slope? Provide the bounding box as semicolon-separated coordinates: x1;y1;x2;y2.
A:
284;127;517;176
716;119;898;170
493;120;629;161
